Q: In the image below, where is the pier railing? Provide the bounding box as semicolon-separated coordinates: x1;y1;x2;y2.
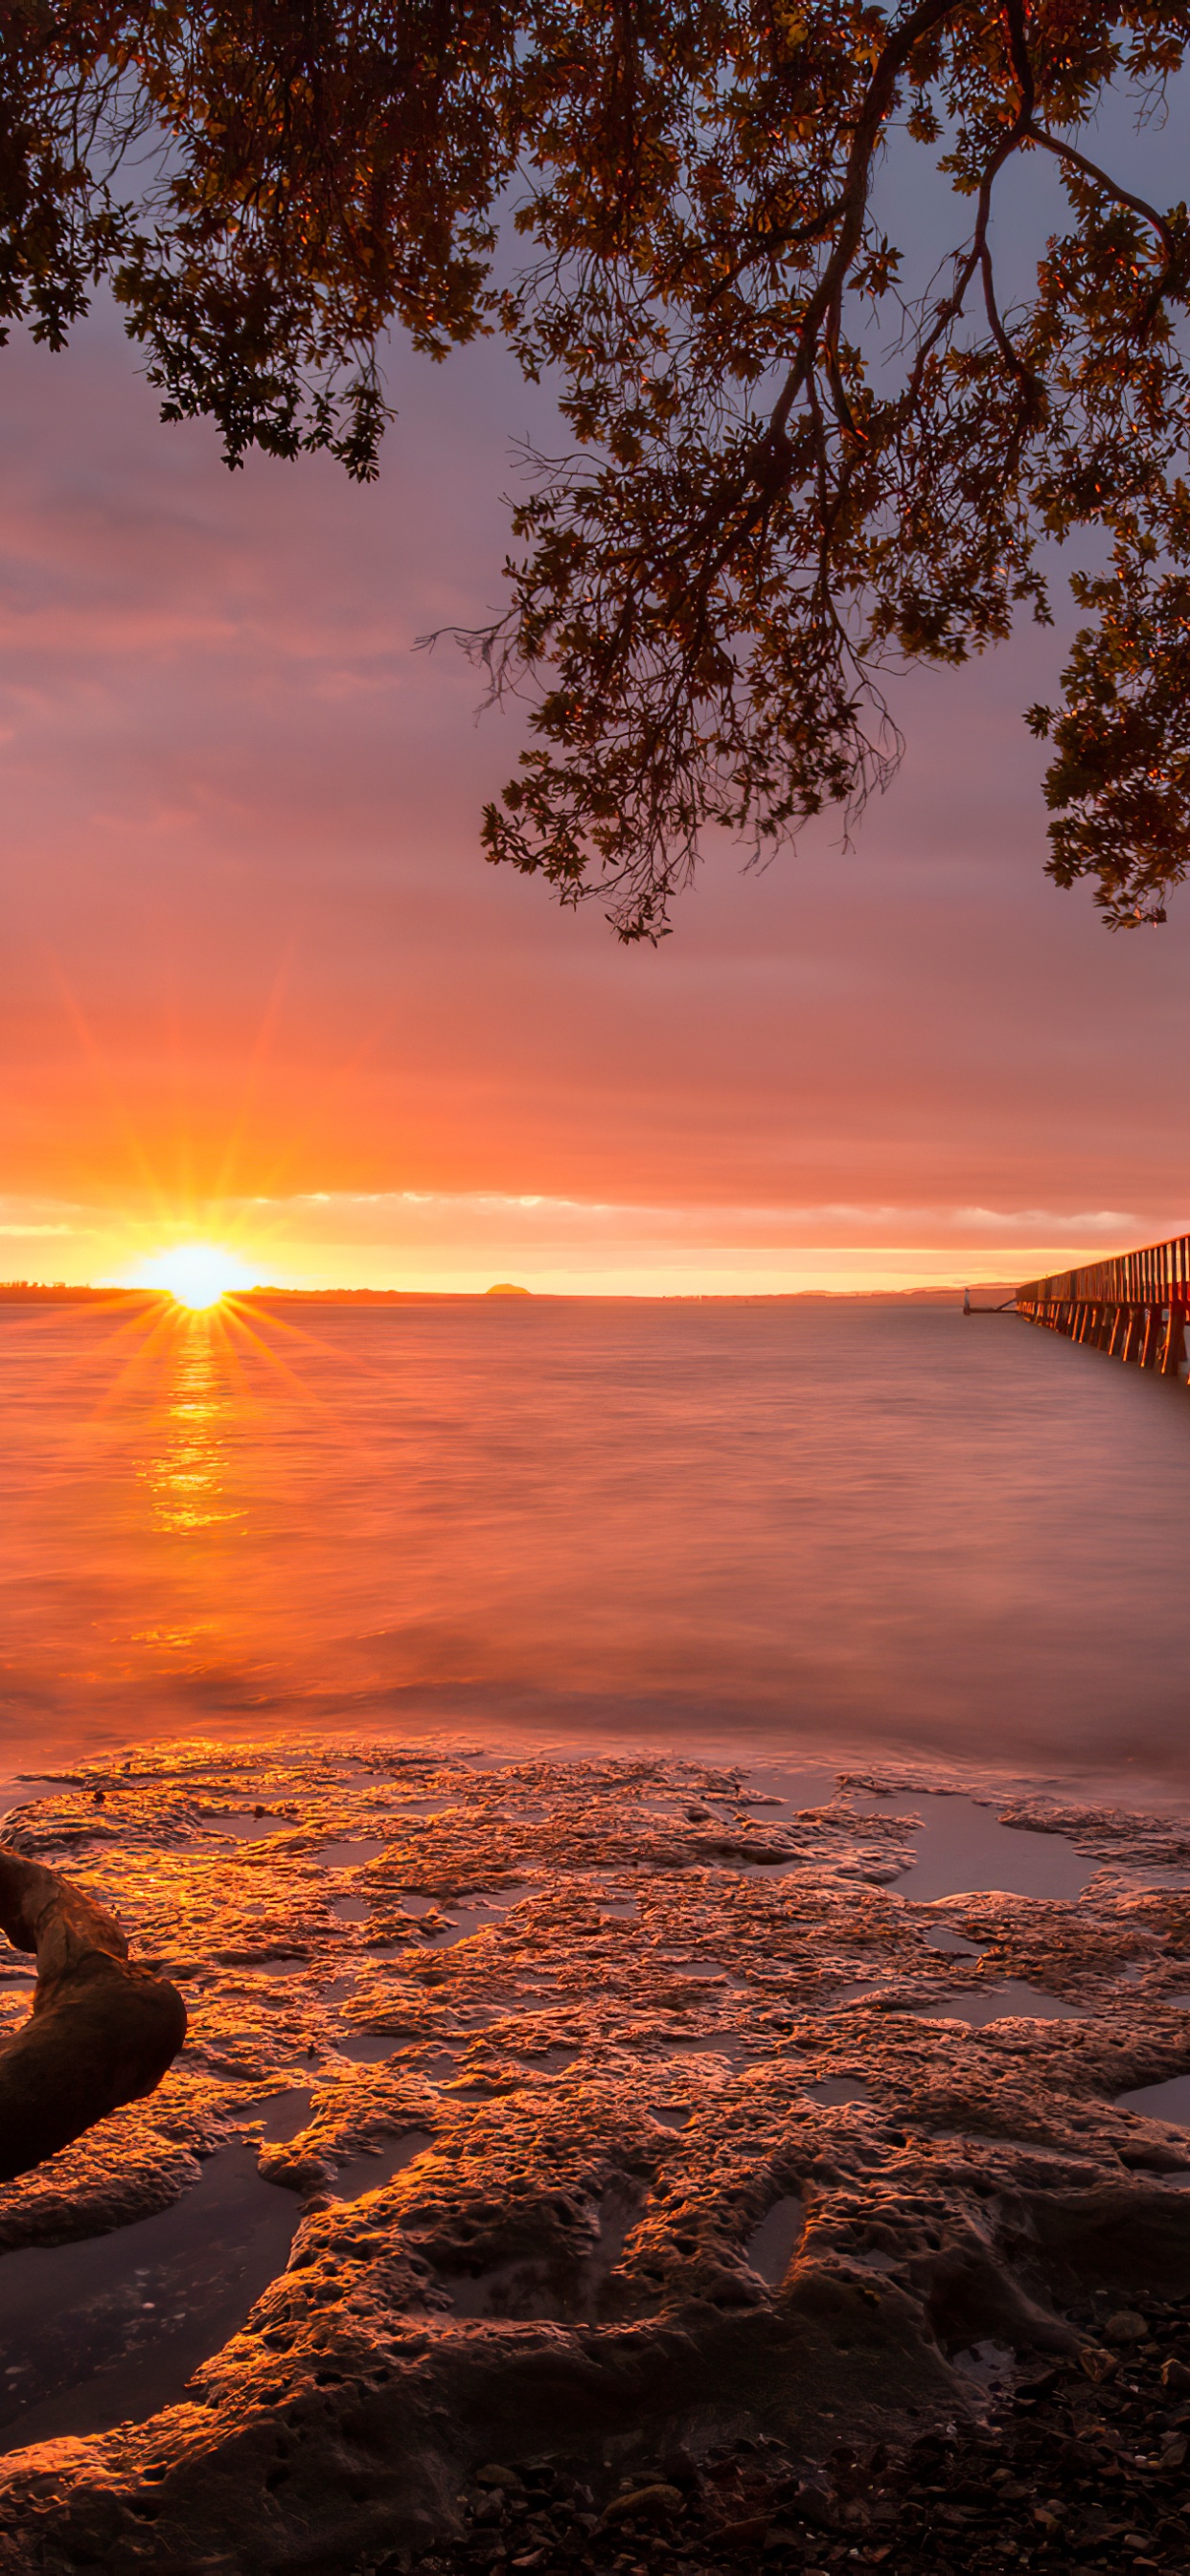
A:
1015;1235;1190;1374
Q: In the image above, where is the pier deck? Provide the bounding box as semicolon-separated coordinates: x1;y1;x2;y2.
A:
1016;1236;1190;1375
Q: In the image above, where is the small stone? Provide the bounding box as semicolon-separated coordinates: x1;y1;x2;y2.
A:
1105;2312;1148;2345
794;2480;835;2530
475;2469;524;2494
712;2515;771;2550
601;2488;684;2526
1162;2358;1190;2393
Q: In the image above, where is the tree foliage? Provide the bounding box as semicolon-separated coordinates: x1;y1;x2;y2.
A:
4;1;1189;934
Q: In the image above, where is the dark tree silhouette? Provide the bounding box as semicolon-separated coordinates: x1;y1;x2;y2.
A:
4;3;1189;934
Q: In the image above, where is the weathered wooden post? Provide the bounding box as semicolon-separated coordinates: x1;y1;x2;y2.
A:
1162;1302;1188;1378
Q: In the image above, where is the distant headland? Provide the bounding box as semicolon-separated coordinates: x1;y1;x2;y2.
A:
0;1279;1006;1306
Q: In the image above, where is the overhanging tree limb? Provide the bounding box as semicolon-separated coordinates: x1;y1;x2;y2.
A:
5;2;1190;935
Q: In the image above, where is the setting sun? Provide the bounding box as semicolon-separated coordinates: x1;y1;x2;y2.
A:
139;1244;252;1310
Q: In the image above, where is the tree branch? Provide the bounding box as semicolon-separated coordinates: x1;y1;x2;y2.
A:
1003;0;1176;329
767;0;967;448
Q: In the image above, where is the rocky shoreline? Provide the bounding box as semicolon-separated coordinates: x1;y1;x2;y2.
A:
2;1738;1190;2572
399;2295;1190;2576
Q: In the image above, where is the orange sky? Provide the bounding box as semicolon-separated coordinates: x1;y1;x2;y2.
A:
0;304;1187;1298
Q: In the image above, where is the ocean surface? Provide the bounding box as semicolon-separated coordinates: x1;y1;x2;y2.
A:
2;1294;1189;1790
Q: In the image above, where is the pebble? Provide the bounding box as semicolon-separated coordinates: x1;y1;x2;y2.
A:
369;2290;1190;2576
600;2486;684;2524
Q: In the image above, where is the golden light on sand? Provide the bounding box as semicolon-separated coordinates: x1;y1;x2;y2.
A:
140;1244;252;1310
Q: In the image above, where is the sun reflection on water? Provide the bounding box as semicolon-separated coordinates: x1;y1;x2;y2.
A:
140;1309;244;1534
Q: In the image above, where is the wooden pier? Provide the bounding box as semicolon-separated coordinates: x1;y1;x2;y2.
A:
1015;1236;1190;1377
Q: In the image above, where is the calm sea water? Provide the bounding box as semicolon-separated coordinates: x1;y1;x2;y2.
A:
2;1296;1188;1789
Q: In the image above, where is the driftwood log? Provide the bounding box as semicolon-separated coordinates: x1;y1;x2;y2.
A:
0;1850;186;2184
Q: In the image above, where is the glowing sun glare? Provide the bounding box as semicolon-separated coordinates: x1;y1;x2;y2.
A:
143;1244;252;1310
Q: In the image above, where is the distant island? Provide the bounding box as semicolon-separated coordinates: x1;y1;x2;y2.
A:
0;1283;526;1306
0;1282;157;1304
241;1286;532;1304
0;1279;1012;1307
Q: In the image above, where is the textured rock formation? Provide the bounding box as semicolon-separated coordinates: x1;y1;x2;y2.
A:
0;1851;187;2185
0;1741;1188;2572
